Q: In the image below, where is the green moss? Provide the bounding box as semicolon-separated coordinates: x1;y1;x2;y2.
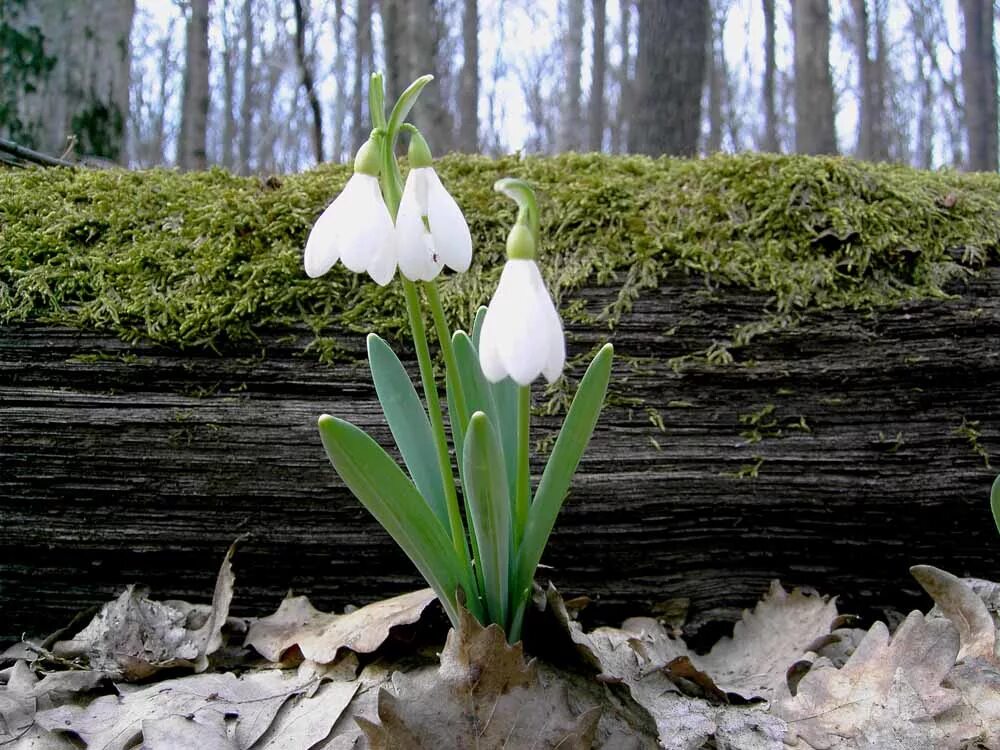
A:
1;153;999;359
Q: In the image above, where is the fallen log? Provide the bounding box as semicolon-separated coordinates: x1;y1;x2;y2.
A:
2;265;998;646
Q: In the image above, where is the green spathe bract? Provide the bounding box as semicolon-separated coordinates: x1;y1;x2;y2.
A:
310;73;612;640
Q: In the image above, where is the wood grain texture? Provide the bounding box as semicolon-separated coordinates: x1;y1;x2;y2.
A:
2;267;998;646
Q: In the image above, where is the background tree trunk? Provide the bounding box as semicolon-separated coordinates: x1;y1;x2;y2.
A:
587;0;606;152
610;0;632;153
406;0;453;151
707;3;727;153
458;0;479;152
761;0;779;152
292;0;324;165
179;0;210;170
558;0;584;152
352;0;372;153
960;0;998;172
628;0;709;156
793;0;837;155
853;0;888;161
332;0;347;162
0;0;134;162
238;0;254;175
220;7;237;170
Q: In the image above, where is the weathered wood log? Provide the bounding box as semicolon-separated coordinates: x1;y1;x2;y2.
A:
2;265;999;647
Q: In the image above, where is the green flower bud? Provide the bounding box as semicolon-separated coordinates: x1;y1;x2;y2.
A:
353;138;381;177
408;130;434;169
506;223;536;260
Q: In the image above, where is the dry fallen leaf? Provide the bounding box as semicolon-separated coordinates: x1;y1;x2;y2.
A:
0;662;80;749
777;610;977;749
36;668;316;750
50;541;239;680
912;565;998;663
246;589;437;664
356;608;601;749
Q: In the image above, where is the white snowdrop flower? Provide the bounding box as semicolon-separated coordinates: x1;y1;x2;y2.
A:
395;131;472;281
478;226;565;386
304;139;396;286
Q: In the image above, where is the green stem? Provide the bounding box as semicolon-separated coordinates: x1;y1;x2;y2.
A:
424;282;469;432
514;385;531;549
402;279;474;582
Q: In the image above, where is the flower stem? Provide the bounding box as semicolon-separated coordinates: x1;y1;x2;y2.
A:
514;385;531;549
424;282;469;432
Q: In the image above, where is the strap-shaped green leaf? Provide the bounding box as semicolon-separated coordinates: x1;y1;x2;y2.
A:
513;344;614;617
463;412;512;629
991;474;1000;536
472;305;487;349
367;333;448;528
317;414;470;626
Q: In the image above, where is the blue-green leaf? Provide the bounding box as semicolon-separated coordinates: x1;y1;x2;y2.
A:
991;474;1000;536
513;344;614;614
317;414;470;626
472;306;488;349
463;412;512;629
367;333;448;528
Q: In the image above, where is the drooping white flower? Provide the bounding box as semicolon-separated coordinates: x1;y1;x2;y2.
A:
394;130;472;282
478;257;565;386
304;140;396;286
395;167;473;281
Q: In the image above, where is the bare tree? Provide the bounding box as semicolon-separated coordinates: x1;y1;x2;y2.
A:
352;0;373;152
332;0;348;162
238;0;254;174
793;0;837;154
179;0;210;170
558;0;584;151
292;0;324;164
610;0;633;153
1;0;135;162
458;0;479;152
761;0;779;151
587;0;607;152
707;1;729;153
629;0;709;156
960;0;998;171
853;0;888;160
219;3;237;169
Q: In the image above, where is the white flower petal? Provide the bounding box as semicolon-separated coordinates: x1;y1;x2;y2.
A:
303;182;354;278
426;169;473;273
478;303;508;383
367;229;396;286
396;172;441;281
539;292;566;383
340;176;394;279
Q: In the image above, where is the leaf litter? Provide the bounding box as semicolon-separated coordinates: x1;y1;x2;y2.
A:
2;548;1000;749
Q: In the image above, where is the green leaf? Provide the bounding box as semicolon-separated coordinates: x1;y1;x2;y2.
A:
992;474;1000;536
367;333;448;528
513;344;614;614
463;412;512;629
472;306;488;349
386;75;433;144
317;414;468;626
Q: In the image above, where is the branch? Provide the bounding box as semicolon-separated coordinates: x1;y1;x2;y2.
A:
0;137;77;168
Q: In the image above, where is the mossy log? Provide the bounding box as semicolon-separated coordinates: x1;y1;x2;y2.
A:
2;265;998;645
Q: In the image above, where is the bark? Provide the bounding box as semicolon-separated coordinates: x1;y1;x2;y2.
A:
0;0;134;162
587;0;606;152
458;0;479;152
381;0;406;106
611;0;632;153
405;0;453;149
853;0;888;161
910;2;935;169
628;0;709;156
761;0;779;152
352;0;372;153
292;0;325;164
238;0;254;175
960;0;999;172
332;0;347;162
558;0;585;152
3;266;998;645
179;0;210;171
793;0;837;155
707;5;726;153
221;8;237;170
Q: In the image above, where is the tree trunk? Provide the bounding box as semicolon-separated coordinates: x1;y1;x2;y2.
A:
761;0;779;152
332;0;347;162
458;0;479;152
352;0;372;153
381;0;406;105
238;0;254;175
406;0;453;150
179;0;210;171
221;9;237;170
558;0;584;152
611;0;632;153
853;0;888;161
0;0;134;162
793;0;837;155
587;0;606;152
960;0;999;172
292;0;325;165
628;0;709;156
707;5;726;153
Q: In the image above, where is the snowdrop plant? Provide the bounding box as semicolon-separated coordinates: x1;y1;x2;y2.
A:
309;73;613;642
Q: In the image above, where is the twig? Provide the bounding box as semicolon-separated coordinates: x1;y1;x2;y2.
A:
0;137;77;168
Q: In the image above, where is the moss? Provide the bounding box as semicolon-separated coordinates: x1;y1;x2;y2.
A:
1;153;999;359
